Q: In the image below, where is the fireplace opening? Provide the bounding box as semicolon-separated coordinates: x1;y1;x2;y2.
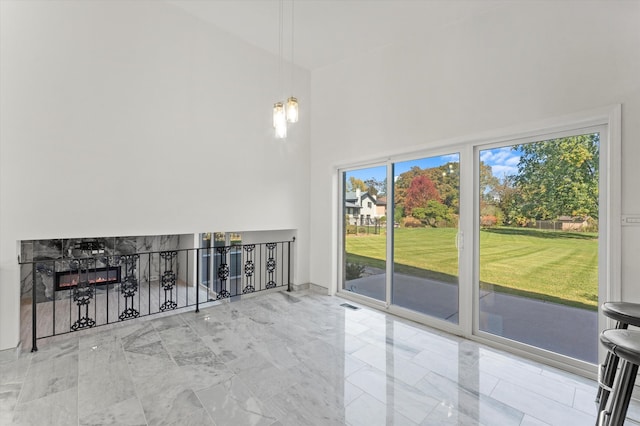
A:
55;266;121;291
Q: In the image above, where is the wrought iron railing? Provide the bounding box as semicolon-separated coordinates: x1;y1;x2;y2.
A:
20;240;294;351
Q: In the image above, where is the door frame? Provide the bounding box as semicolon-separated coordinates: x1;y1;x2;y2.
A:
335;105;621;377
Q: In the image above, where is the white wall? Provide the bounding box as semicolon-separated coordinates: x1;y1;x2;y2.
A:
309;2;640;296
0;0;311;350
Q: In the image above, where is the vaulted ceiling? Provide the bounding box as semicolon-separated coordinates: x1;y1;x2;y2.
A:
165;0;506;71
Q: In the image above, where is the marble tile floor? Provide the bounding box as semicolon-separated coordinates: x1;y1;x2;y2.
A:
0;289;635;425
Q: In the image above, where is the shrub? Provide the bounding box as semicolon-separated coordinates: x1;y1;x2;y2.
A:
403;216;422;228
480;215;497;227
345;263;365;280
583;216;599;233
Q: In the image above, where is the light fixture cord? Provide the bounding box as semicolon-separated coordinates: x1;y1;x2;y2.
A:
279;0;284;99
290;0;294;95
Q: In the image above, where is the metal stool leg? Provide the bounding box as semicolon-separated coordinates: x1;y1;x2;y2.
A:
598;351;621;414
605;360;638;426
597;321;629;414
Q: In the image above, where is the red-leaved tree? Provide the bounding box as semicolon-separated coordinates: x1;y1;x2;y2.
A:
404;175;441;216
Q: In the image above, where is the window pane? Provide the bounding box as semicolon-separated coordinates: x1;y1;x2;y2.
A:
392;154;459;323
343;167;387;302
478;134;599;363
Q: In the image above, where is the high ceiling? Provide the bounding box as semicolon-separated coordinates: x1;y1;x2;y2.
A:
165;0;506;71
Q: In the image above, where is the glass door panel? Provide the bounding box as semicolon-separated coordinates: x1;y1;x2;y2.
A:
392;154;460;323
342;166;387;302
478;133;599;363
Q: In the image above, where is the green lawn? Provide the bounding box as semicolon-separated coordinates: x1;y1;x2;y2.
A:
345;226;598;310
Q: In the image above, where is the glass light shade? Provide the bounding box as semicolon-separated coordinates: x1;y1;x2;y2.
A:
286;97;299;123
275;121;287;139
273;102;287;138
273;102;286;128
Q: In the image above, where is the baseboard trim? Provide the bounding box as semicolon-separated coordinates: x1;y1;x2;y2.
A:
308;283;329;295
0;342;21;363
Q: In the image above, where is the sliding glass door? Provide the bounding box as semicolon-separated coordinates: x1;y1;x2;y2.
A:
392;154;460;323
477;132;600;363
338;116;614;369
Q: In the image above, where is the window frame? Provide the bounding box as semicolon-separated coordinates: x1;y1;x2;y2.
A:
335;105;621;377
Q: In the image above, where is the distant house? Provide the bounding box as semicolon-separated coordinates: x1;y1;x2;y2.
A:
557;216;590;231
376;197;387;218
345;189;381;225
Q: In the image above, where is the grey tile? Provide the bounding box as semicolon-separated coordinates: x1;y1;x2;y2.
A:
165;408;213;426
0;410;14;425
415;371;523;425
0;383;22;413
139;384;205;426
79;397;147;426
12;386;78;426
232;353;300;401
490;379;595;424
346;393;417;426
31;335;79;361
0;348;19;365
78;338;137;418
421;402;487;426
197;376;277;426
346;365;440;424
121;323;161;352
18;352;78;404
0;356;31;385
124;350;182;394
520;415;552;426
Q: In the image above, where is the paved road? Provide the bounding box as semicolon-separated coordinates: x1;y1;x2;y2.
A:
346;272;598;363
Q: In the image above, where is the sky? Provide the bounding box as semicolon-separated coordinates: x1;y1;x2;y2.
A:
479;146;522;179
345;147;522;185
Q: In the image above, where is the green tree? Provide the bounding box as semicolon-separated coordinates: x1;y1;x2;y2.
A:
479;161;500;216
489;175;520;225
412;200;451;227
513;134;599;220
347;177;367;192
426;163;460;213
394;166;424;210
394;205;404;225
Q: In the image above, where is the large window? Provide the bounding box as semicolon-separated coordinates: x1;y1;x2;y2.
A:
338;110;618;371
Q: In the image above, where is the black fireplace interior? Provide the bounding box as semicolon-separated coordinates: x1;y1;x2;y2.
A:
55;266;121;291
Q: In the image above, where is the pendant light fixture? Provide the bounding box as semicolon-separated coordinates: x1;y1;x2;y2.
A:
272;0;298;138
273;101;287;138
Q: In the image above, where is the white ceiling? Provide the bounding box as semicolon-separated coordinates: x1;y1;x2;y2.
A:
165;0;506;71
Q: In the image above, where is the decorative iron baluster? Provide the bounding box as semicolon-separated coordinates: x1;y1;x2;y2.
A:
216;246;231;299
68;258;97;331
159;251;178;311
118;254;139;321
243;244;256;294
71;281;96;331
265;242;277;289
